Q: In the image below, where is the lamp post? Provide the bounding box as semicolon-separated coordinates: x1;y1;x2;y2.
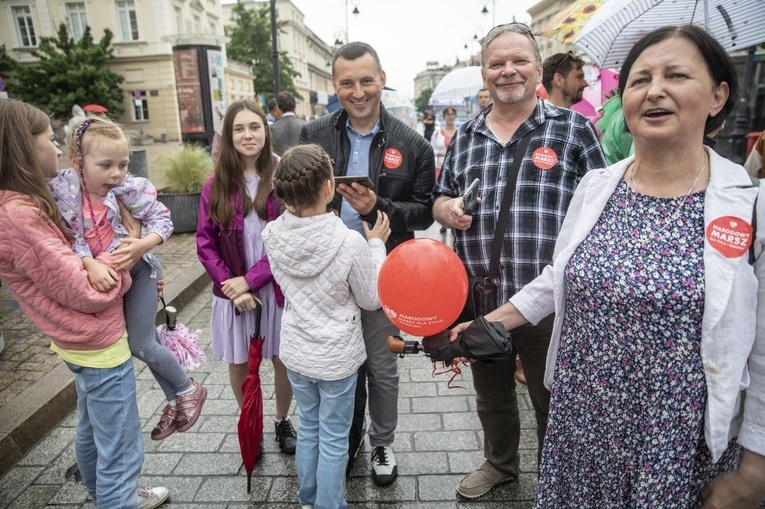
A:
725;46;756;164
270;0;280;94
481;0;495;28
345;0;360;44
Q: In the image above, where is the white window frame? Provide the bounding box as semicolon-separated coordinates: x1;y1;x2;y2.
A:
12;5;37;48
116;0;139;42
132;90;149;122
66;2;88;41
174;6;182;34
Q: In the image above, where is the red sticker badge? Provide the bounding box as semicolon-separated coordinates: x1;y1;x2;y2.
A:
706;216;753;258
383;148;403;169
532;147;558;170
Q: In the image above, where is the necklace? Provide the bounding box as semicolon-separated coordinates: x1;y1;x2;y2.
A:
625;155;708;245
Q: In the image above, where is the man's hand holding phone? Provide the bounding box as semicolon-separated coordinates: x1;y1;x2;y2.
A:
462;178;481;213
336;176;377;216
435;178;481;231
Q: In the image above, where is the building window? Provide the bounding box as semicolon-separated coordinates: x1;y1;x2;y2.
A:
174;6;182;34
66;3;88;41
193;15;200;34
133;90;149;122
12;6;37;47
117;0;139;41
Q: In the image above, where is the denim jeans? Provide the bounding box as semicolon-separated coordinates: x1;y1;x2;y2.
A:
287;368;357;509
67;359;143;509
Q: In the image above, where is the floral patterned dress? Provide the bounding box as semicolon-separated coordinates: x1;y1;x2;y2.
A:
534;180;740;508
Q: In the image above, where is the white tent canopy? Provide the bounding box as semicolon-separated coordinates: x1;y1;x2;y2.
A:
429;67;484;107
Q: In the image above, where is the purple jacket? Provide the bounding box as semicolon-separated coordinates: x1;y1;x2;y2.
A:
196;176;284;305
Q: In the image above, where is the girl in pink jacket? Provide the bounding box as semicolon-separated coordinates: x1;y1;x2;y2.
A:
0;99;166;508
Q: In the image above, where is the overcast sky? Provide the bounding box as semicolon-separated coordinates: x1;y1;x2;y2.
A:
227;0;541;99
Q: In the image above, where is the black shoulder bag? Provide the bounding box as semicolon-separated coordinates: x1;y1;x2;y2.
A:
457;126;537;323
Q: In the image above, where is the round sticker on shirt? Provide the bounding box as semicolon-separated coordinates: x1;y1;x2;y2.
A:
706;216;753;258
384;148;403;169
532;147;558;170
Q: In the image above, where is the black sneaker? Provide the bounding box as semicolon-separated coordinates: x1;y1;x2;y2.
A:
275;418;297;455
371;446;397;486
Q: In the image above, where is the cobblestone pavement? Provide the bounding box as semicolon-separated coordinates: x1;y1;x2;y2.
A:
0;224;541;508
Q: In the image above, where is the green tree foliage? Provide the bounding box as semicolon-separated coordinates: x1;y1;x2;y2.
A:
0;45;16;80
225;1;301;101
12;24;124;118
415;87;433;112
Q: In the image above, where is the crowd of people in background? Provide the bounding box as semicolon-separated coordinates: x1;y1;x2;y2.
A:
1;16;764;509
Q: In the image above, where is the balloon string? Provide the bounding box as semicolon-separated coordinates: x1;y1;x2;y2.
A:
431;360;467;390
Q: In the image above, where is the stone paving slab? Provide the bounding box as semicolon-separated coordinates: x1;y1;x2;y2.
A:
0;279;540;507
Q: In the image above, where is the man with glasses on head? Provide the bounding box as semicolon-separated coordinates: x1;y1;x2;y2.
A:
433;23;606;499
542;52;588;109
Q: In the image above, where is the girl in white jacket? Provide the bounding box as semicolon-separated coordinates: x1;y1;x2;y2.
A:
263;144;390;509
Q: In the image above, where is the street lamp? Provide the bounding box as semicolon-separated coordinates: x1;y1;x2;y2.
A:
345;0;360;44
333;27;347;46
481;0;495;28
270;0;280;93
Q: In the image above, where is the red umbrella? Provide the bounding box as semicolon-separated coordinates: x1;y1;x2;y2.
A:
82;104;108;113
237;304;264;493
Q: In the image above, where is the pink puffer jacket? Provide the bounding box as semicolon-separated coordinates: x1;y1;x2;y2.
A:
0;191;131;351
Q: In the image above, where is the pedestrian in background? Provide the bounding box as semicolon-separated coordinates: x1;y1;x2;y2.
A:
267;98;281;124
270;91;307;156
454;25;765;508
299;41;435;486
0;98;168;509
433;23;606;499
263;143;390;509
422;108;436;142
745;130;764;178
196;99;297;455
430;105;458;178
49;115;207;443
541;52;587;109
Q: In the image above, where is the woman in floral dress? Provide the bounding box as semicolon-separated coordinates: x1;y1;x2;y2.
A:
453;25;765;508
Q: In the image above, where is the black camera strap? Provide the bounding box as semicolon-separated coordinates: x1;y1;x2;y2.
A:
488;125;537;278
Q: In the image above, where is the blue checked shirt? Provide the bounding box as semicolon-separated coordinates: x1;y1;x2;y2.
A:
433;99;607;302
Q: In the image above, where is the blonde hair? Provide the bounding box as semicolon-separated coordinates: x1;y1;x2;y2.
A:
66;116;130;167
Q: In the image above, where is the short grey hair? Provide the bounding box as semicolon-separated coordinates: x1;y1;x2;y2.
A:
480;23;542;67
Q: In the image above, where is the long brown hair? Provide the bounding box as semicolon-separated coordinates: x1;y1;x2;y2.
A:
0;99;70;239
209;99;275;227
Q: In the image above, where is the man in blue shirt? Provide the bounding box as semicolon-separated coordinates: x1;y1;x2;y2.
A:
300;41;435;487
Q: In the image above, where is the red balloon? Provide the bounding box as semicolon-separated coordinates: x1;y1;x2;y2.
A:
378;238;468;337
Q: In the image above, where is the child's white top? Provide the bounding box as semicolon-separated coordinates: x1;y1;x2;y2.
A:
263;210;386;380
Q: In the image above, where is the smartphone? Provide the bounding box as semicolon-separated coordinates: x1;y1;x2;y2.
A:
334;175;375;190
462;178;480;210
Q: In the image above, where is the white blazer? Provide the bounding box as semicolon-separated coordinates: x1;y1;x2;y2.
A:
511;147;765;461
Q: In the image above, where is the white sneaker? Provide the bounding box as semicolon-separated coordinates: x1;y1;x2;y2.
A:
137;486;169;509
371;446;397;486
